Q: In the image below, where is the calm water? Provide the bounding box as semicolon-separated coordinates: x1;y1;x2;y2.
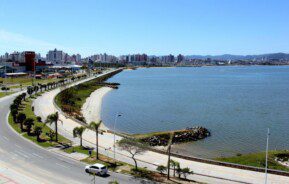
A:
101;66;289;158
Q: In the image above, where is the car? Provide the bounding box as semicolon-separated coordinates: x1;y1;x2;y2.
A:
85;163;108;176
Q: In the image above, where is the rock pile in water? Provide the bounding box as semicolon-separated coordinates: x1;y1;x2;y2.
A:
141;126;211;146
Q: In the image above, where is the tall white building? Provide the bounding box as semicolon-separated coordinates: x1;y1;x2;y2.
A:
46;49;66;65
76;54;81;62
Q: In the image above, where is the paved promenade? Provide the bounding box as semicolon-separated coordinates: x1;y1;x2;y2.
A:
33;72;289;184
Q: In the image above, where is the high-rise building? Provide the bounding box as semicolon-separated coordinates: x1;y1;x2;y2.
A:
76;54;81;62
162;54;175;63
46;49;66;65
177;54;185;62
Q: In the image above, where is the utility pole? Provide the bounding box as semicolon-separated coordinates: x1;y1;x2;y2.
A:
167;133;174;180
265;128;270;184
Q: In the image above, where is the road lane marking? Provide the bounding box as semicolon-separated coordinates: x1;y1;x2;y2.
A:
32;153;43;159
3;136;9;141
56;163;68;168
15;151;29;159
15;144;22;149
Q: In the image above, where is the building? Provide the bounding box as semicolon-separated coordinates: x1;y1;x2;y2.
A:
161;54;175;63
46;49;66;65
24;51;36;71
0;66;16;77
177;54;185;62
76;54;81;62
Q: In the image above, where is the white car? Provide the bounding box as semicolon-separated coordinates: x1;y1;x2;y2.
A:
85;163;108;176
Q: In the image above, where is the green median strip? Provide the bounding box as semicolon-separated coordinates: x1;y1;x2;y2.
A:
9;95;70;148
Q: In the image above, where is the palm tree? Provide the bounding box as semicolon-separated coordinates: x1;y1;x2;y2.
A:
34;126;42;142
16;113;26;132
24;118;34;135
10;104;18;111
170;159;180;177
11;109;18;123
21;93;26;101
27;86;34;97
46;112;61;142
88;121;101;159
73;126;86;147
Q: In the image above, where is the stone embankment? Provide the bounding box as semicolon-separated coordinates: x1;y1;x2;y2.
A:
140;126;210;146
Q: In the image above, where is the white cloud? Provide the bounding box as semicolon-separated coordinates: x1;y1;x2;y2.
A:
0;30;75;54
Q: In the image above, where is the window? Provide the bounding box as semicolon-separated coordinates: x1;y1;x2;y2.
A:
91;166;99;169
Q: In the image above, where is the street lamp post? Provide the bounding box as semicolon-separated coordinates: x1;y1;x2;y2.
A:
113;113;121;163
265;128;270;184
4;61;7;95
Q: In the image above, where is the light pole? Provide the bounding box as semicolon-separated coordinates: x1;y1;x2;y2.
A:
265;128;270;184
113;112;122;163
4;61;7;95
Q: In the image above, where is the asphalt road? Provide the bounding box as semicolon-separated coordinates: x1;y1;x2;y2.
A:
0;93;154;184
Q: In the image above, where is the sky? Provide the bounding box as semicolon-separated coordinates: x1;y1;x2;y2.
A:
0;0;289;57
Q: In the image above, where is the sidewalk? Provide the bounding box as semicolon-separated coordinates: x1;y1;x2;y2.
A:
33;73;289;184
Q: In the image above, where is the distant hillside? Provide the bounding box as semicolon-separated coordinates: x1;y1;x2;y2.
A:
186;53;289;60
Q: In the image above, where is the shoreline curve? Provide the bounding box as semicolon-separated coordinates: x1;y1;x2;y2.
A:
81;86;112;131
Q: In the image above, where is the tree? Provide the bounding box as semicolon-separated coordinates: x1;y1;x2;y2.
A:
21;93;26;100
34;126;43;142
24;118;34;135
88;121;102;159
11;109;18;123
170;159;180;177
181;167;192;179
176;165;182;179
10;104;18;111
36;116;42;122
46;130;56;142
156;165;167;174
117;138;147;170
27;86;34;97
73;126;86;147
33;86;39;94
46;112;61;142
16;113;26;132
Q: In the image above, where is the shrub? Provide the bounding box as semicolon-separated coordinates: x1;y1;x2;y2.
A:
156;165;167;174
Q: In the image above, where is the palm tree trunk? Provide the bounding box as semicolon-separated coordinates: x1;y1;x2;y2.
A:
96;131;99;160
55;122;58;142
20;122;23;132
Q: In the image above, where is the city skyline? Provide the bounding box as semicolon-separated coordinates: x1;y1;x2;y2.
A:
1;0;289;56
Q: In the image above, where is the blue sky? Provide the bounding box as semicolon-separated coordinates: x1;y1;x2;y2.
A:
0;0;289;57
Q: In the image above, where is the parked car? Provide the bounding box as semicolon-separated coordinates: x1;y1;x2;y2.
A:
85;163;108;176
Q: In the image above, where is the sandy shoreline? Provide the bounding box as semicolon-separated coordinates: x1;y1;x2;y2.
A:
81;87;112;131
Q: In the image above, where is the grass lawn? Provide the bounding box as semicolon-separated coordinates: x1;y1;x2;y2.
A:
0;77;61;86
215;150;289;172
0;78;62;91
55;79;103;122
9;95;71;148
0;92;14;98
